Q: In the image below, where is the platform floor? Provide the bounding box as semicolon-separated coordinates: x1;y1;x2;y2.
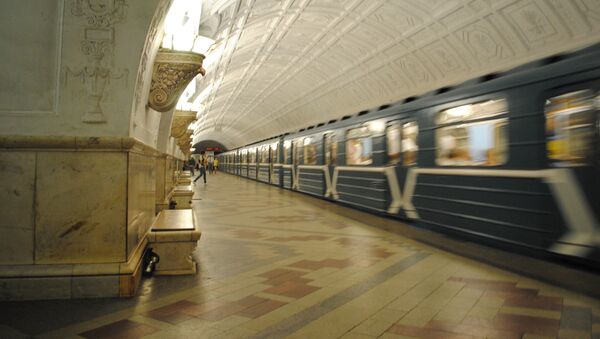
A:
1;173;600;338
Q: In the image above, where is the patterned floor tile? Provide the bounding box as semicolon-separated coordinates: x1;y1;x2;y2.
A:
79;319;158;339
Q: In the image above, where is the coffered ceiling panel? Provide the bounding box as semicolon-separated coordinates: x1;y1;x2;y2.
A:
191;0;600;149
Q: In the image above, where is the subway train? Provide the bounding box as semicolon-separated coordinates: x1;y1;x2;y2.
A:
218;43;600;268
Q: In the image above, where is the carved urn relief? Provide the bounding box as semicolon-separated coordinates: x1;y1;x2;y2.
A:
148;49;206;112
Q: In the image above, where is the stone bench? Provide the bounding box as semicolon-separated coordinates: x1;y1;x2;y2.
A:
148;209;201;275
171;184;193;209
177;171;192;185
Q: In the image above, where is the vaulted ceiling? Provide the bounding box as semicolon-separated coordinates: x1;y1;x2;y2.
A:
190;0;600;149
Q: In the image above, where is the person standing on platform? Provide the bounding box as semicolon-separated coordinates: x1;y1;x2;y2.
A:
193;156;207;184
214;158;219;173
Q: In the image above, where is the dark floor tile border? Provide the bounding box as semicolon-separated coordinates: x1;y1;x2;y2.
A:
249;252;430;339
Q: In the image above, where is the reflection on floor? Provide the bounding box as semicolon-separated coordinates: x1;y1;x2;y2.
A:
1;173;599;338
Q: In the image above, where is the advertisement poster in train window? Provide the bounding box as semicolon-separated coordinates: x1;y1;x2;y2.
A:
346;126;373;165
261;146;268;163
303;137;317;165
402;121;419;166
324;133;337;165
293;140;301;165
273;143;280;164
545;89;597;165
386;122;401;165
283;141;290;164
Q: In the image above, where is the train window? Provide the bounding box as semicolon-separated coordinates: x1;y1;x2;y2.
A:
260;146;269;163
324;133;337;165
386;122;401;165
545;90;597;165
283;140;291;164
249;148;256;163
303;137;317;165
272;143;280;164
346;126;373;165
402;121;419;166
436;99;508;166
293;140;301;166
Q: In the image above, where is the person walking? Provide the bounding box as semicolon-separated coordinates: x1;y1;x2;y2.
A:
214;158;219;173
193;156;207;184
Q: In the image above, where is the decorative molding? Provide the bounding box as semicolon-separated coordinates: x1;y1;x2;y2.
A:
0;135;160;155
148;49;206;113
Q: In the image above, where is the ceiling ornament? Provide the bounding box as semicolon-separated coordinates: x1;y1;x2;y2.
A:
148;49;206;112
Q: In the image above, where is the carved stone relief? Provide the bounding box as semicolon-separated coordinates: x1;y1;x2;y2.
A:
69;0;128;123
170;111;197;139
148;49;206;113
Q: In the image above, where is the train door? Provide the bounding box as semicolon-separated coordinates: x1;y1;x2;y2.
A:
386;119;419;218
292;139;301;190
282;140;293;189
544;87;600;227
295;135;329;197
270;142;280;186
324;132;337;199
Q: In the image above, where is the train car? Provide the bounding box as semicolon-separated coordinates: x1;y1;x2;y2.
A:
280;139;294;189
225;43;600;266
281;129;336;198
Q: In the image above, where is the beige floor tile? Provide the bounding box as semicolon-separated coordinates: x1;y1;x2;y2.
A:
220;283;270;301
474;295;504;309
209;315;251;331
340;332;377;339
378;332;419;339
396;305;439;327
433;306;470;323
352;309;407;336
521;334;556;339
467;305;499;320
242;301;309;331
208;325;257;339
558;328;591;339
286;304;372;339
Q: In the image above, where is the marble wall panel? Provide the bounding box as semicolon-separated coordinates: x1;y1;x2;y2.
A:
0;0;61;113
165;156;176;198
0;152;35;264
155;155;166;205
35;152;127;264
127;152;156;259
71;275;119;299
